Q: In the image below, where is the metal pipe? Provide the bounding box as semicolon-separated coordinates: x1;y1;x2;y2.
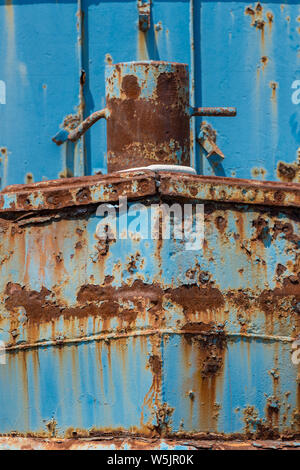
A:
52;108;109;145
190;107;237;117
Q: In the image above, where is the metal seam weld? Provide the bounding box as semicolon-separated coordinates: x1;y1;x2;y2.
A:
4;329;294;354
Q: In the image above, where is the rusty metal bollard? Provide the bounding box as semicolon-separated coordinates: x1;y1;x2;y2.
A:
53;61;236;173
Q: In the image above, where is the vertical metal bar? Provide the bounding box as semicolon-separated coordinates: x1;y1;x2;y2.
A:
75;0;86;176
189;0;196;171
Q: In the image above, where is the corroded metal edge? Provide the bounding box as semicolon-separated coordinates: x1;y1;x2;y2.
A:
0;436;299;450
0;171;157;212
158;173;300;208
0;171;299;212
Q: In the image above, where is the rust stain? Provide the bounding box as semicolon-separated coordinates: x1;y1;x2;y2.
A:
214;215;227;233
243;405;280;439
1;436;300;449
277;159;300;183
25;173;33;185
260;56;268;72
251;167;266;179
106;64;190;172
270;81;278;100
266;11;274;33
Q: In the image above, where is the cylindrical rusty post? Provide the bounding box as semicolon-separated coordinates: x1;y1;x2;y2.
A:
52;60;236;173
105;61;191;172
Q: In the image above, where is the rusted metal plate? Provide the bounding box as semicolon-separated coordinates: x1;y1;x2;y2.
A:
0;173;299;438
0;171;157;212
0;437;300;450
1;171;299;213
159;173;300;208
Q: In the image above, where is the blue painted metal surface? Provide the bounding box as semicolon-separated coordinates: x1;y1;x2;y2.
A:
0;0;84;187
199;1;300;181
0;171;299;439
1;1;299;185
0;0;299;447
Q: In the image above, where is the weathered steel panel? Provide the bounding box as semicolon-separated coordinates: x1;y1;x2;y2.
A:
0;0;299;449
199;1;300;181
0;171;299;439
0;0;83;187
1;1;299;183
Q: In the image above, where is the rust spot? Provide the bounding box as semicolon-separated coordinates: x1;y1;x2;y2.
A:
272;220;299;244
105;53;113;65
75;187;91;203
258;277;300;315
168;285;225;316
62;114;81;132
243;406;280;439
276;263;287;276
260;56;268;72
59;168;74;179
270;81;278;100
148;354;162;375
202;346;223;377
266;11;274;29
215;215;227;232
226;291;251;311
277;161;299;183
156;72;178;106
251;167;266;179
252;216;270;243
153;403;174;436
25;173;33;184
245;7;255;16
255;3;262;13
121;75;141;100
44;189;73;208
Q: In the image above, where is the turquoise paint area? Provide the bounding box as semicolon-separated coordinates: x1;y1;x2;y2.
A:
1;1;299;182
0;0;80;187
200;1;300;179
162;335;298;434
0;333;297;435
0;337;154;435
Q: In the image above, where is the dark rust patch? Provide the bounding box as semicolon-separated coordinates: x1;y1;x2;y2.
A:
121;75;141;100
45;189;73;208
252;216;270;243
4;278;226;335
149;354;162;376
75;187;91;204
277;161;299;182
156;72;178;106
201;347;223;377
167;285;225;315
258;277;300;315
272;220;299;244
276;264;287;276
215;215;227;232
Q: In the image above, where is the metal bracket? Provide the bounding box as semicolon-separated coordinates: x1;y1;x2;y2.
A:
138;0;151;32
197;123;225;159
